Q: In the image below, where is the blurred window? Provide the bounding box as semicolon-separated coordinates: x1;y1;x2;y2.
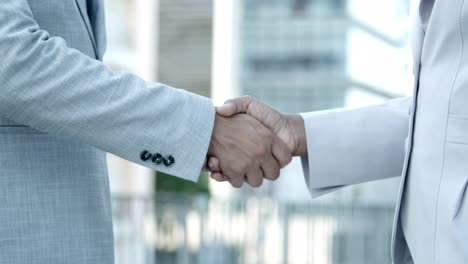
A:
249;54;339;72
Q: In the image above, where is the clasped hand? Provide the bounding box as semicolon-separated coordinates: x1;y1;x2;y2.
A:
206;96;306;188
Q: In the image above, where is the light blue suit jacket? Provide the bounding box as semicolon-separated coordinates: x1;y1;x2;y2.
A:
301;0;468;263
0;0;215;263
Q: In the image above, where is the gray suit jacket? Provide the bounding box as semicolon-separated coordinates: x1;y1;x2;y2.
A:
0;0;214;263
301;0;468;263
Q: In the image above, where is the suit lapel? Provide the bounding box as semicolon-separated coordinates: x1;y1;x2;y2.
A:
411;14;424;76
75;0;99;59
85;0;107;60
391;13;425;262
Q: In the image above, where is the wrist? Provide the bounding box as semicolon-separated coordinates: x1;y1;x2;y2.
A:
286;114;307;156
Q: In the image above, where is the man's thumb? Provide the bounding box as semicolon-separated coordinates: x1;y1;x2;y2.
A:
215;103;238;117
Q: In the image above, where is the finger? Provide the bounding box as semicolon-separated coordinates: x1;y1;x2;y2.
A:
216;96;254;117
226;98;284;136
224;171;245;188
215;103;238;117
207;157;221;172
210;172;229;182
261;156;281;181
246;100;283;132
271;136;293;168
229;176;244;188
210;172;223;181
245;168;264;188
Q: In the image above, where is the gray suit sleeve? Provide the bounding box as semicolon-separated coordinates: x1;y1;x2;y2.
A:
300;97;411;197
0;1;215;181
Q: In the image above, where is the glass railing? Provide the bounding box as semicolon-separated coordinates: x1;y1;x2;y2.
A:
112;193;395;264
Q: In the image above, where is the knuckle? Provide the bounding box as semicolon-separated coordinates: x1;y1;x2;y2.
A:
233;182;243;188
280;156;292;167
231;166;244;176
242;95;256;108
260;128;273;139
266;173;278;181
227;163;245;176
249;177;262;188
254;144;268;157
272;170;281;180
265;165;280;181
243;95;253;102
252;181;262;188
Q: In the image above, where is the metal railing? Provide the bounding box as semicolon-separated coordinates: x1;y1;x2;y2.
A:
112;193;394;264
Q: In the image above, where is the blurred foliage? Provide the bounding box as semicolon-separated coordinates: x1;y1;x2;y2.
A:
155;171;210;195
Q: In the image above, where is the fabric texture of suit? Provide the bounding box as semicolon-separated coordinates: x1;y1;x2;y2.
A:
301;0;468;263
0;0;215;263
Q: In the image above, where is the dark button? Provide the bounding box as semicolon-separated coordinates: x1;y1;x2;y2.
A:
163;155;175;167
140;150;153;161
152;153;163;164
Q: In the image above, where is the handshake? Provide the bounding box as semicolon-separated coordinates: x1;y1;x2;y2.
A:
206;96;307;188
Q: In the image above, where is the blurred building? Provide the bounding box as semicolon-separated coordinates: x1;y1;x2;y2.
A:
158;0;213;97
239;0;410;113
240;0;348;113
